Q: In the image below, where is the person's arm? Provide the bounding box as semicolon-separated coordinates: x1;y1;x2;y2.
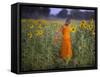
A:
59;25;63;32
53;25;63;45
69;25;72;32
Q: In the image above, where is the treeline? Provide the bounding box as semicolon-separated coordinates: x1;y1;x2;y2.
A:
57;9;95;20
21;6;95;20
21;6;50;19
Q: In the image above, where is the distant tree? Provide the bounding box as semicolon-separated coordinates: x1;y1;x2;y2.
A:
70;9;95;20
41;8;50;17
57;9;68;18
21;6;50;19
71;9;82;19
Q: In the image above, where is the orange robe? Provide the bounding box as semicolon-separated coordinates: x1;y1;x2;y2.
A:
60;25;72;60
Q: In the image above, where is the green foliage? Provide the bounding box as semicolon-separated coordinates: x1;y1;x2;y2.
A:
21;19;95;71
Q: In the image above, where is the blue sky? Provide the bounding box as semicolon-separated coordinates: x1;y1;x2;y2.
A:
50;8;71;15
50;8;94;15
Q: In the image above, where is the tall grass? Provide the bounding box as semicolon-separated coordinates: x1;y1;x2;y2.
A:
21;19;95;71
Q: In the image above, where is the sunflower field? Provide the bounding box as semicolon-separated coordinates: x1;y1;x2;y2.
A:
21;18;96;71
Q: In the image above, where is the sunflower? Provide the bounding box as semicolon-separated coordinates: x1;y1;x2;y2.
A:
35;30;44;36
38;24;42;29
27;32;32;39
37;19;46;25
71;25;77;33
90;18;95;26
80;20;87;29
88;24;94;31
88;19;95;31
30;24;34;29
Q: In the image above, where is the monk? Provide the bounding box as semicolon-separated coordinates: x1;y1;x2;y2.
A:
54;19;73;64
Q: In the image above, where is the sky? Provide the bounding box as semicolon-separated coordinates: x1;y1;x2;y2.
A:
50;8;71;15
50;8;94;15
